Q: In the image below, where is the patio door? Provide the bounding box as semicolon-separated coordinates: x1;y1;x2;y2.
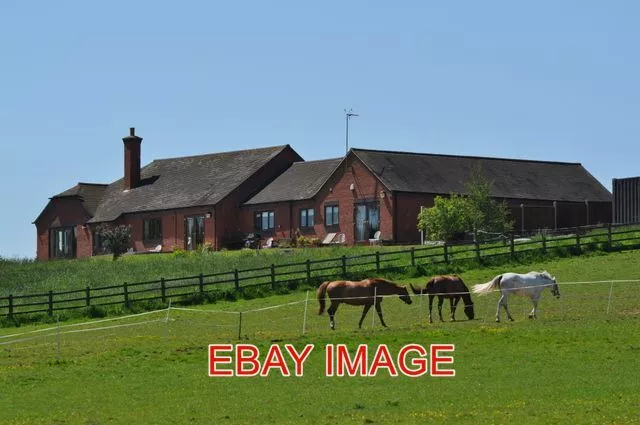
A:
184;216;205;250
355;203;380;241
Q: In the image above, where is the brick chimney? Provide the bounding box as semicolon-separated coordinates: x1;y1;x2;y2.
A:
123;127;143;190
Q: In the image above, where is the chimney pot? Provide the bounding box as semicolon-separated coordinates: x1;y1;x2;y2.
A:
130;127;135;136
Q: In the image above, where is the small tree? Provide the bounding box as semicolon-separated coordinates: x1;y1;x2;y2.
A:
417;194;473;241
96;224;132;260
417;166;513;242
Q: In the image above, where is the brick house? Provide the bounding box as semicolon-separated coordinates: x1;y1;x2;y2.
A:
34;128;612;259
34;128;302;260
241;148;612;245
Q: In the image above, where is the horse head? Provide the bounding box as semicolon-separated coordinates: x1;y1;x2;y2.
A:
464;300;475;320
398;286;413;305
541;271;560;298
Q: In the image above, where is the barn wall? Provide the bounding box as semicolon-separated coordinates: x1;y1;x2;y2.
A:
613;177;640;224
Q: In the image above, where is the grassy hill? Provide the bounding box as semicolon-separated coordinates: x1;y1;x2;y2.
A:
1;250;639;424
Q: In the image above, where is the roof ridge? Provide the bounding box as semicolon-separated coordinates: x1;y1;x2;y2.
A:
291;157;343;165
350;147;581;166
154;144;289;162
77;182;109;187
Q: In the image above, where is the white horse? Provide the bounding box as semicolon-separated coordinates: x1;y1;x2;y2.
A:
472;271;560;322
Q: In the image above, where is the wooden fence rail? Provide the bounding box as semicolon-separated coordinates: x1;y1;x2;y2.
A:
1;223;640;318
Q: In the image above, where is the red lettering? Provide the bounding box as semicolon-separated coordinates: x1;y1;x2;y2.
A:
285;344;314;377
397;344;428;377
260;344;290;377
368;344;398;377
208;344;233;377
336;344;368;377
325;344;334;377
430;344;455;377
235;344;260;377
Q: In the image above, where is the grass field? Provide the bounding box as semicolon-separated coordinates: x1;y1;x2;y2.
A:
1;250;639;424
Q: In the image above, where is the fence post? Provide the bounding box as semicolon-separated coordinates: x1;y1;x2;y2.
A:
372;286;377;327
302;290;310;335
123;282;129;308
474;240;481;262
341;255;347;277
85;286;91;307
238;312;243;340
48;290;54;316
606;281;614;315
306;259;311;284
607;223;612;247
160;278;167;304
198;273;204;294
541;233;547;253
443;243;449;263
510;232;515;259
8;295;13;317
271;264;276;289
375;251;380;273
410;247;415;266
234;269;240;291
575;228;581;250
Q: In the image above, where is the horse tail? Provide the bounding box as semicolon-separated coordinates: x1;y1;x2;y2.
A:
472;275;502;296
317;281;330;315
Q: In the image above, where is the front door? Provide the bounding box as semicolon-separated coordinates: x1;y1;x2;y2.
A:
184;216;205;250
355;203;380;241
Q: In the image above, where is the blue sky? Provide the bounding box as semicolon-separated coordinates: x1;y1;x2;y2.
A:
1;1;638;258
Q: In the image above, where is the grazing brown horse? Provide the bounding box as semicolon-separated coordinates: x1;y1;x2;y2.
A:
317;278;412;330
410;275;475;323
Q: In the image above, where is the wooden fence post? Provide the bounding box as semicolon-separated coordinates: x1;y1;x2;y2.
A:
541;233;547;253
85;286;91;307
443;243;449;263
234;269;240;291
8;295;13;317
375;251;380;273
410;247;415;266
198;273;204;294
341;255;347;277
270;264;276;289
474;240;481;262
306;259;311;284
607;223;612;247
510;232;515;259
123;283;129;307
48;290;54;316
575;228;581;250
160;278;167;304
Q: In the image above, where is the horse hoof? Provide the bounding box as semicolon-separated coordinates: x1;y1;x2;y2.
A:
528;315;534;319
509;318;514;322
495;318;500;323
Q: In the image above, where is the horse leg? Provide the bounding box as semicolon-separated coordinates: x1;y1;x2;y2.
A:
502;296;514;322
327;301;340;330
374;299;387;327
451;296;460;321
437;296;445;322
529;296;540;319
358;303;372;328
496;294;505;322
428;295;435;323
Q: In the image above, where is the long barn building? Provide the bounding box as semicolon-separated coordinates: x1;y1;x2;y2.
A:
34;128;612;259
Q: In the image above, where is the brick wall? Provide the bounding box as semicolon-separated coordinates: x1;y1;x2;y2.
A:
35;198;93;260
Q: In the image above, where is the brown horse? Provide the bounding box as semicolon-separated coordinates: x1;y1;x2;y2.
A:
317;278;412;330
410;275;474;323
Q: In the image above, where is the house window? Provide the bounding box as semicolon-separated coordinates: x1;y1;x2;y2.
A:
300;208;315;228
143;218;162;241
49;227;76;259
255;211;275;232
185;216;205;251
325;205;339;226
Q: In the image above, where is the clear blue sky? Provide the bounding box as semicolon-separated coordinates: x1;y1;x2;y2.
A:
1;1;638;258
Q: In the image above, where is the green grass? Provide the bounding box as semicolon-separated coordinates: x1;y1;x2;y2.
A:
1;250;639;424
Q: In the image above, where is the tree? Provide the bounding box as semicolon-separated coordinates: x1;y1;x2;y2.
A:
96;224;132;260
417;167;513;242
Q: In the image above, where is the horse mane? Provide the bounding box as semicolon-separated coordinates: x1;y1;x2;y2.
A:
369;277;402;288
538;271;553;280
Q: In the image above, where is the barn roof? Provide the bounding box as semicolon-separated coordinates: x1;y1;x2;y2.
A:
351;148;611;202
88;145;299;223
244;158;343;205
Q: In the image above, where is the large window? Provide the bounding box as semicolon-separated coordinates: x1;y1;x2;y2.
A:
255;211;275;232
49;227;76;259
184;216;205;251
300;208;314;228
325;204;339;226
143;218;162;241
